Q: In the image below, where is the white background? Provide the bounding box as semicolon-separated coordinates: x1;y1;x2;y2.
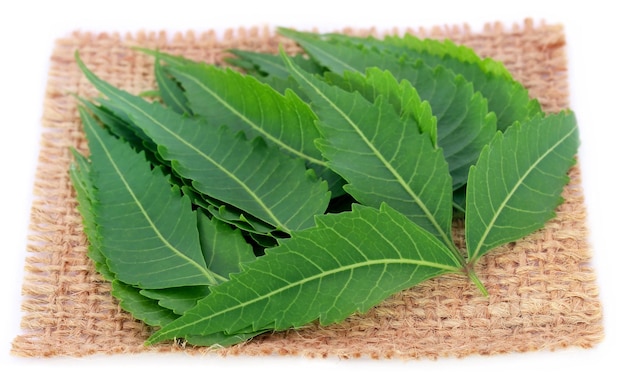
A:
1;1;623;379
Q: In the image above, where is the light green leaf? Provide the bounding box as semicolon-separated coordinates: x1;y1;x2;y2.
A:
183;330;268;348
146;203;463;345
465;112;579;263
77;54;331;233
80;107;224;288
283;54;456;250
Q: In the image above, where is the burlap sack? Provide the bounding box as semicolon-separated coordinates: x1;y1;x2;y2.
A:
11;18;604;359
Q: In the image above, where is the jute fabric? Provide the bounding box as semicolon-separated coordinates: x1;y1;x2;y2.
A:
11;19;604;359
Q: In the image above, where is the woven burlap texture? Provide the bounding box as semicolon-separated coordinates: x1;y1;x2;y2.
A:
12;19;603;359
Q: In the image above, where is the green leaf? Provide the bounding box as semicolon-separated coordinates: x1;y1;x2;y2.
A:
140;286;211;315
80;107;225;288
154;59;192;115
69;149;116;281
164;63;326;168
226;50;323;98
465;112;579;263
115;282;262;346
183;330;266;348
227;50;324;78
377;34;544;130
81;98;295;237
283;54;456;250
81;99;272;236
324;68;438;148
77;53;331;233
160;61;345;197
111;281;179;326
196;211;257;278
280;28;541;130
276;30;497;189
145;203;463;345
79;98;167;168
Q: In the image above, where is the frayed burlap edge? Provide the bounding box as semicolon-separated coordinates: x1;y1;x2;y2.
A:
11;18;604;359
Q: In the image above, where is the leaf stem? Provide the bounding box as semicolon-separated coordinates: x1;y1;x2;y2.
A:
466;266;488;297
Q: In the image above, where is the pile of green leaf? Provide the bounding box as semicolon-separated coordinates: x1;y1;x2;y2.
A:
70;28;579;348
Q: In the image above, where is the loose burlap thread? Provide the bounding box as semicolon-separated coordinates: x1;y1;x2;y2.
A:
11;19;604;359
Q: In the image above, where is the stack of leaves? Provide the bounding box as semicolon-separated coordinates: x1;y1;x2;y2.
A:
70;28;579;348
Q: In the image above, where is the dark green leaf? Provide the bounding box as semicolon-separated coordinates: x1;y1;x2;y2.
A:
77;54;331;233
111;281;179;326
140;286;211;315
197;211;257;278
161;61;345;197
80;107;224;288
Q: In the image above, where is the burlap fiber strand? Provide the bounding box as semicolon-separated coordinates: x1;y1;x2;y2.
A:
11;18;604;359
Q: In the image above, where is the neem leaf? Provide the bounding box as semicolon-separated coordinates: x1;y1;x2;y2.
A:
227;50;324;79
140;286;211;315
283;53;456;251
115;282;261;346
465;111;579;263
146;203;463;345
183;330;266;348
277;29;497;190
159;61;344;196
111;281;179;326
324;68;438;148
69;149;116;281
226;50;322;100
377;34;544;130
281;28;541;130
77;54;330;233
154;59;192;115
80;107;225;288
196;211;257;278
164;62;325;168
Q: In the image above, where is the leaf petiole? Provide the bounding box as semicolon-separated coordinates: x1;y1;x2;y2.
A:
466;266;489;297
